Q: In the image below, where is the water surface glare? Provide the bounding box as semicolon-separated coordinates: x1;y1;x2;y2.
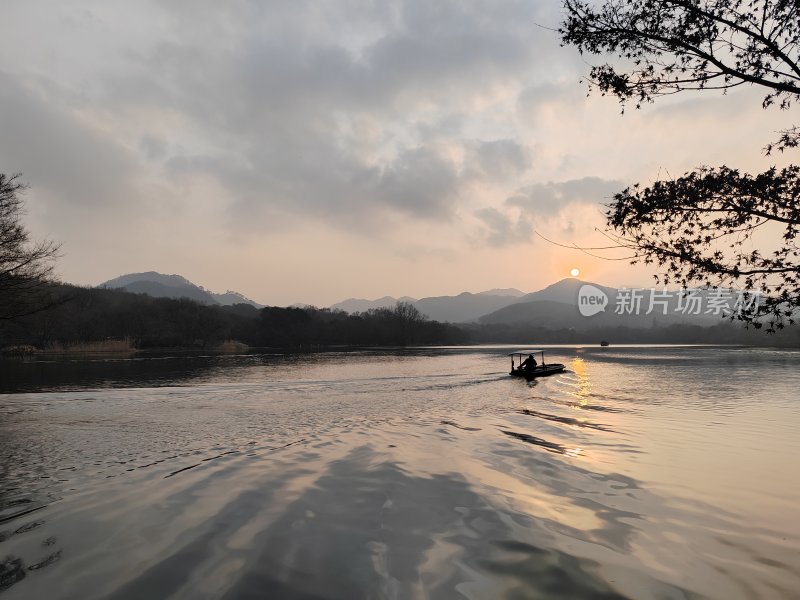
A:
1;346;798;599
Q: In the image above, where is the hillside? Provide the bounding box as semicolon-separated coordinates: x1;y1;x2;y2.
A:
479;279;730;328
518;278;616;305
476;288;525;297
330;296;418;313
477;300;583;328
413;292;522;323
99;271;263;308
329;288;527;322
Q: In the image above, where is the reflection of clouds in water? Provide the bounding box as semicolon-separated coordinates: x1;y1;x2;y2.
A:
2;423;796;599
0;435;698;599
32;443;646;600
215;445;651;600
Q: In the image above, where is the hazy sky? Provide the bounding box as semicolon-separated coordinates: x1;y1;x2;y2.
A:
0;0;794;306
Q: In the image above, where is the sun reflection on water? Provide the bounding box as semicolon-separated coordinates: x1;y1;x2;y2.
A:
569;357;592;405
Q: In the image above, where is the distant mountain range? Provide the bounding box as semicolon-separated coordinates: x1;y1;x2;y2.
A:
414;292;524;323
330;296;419;314
98;273;737;330
328;284;562;321
98;272;264;308
477;278;726;328
329;278;732;328
476;288;525;297
330;288;527;322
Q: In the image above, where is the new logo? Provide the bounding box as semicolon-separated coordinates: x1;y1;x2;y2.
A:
578;285;608;317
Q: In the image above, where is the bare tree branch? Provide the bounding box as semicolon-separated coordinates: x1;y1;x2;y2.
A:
0;173;62;323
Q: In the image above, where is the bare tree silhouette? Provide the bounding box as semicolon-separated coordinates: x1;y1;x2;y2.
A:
0;173;61;322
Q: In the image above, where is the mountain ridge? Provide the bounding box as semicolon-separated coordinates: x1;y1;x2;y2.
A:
98;271;264;308
478;279;730;328
96;274;740;329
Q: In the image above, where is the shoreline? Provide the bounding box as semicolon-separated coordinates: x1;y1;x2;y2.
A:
2;340;794;358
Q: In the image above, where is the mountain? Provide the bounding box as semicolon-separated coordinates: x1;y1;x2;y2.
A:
413;292;522;323
329;288;525;322
330;296;418;313
98;271;263;308
518;278;615;305
478;278;726;328
211;290;264;307
102;272;196;290
477;300;583;328
476;288;526;297
328;278;740;327
114;280;217;305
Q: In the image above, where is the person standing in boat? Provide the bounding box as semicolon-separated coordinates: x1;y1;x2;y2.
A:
520;354;537;372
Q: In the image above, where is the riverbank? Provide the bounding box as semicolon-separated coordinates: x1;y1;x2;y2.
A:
1;339;253;357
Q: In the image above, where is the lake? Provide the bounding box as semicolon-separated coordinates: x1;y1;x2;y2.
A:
1;346;798;599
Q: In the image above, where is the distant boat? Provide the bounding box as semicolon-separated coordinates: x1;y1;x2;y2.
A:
508;350;566;380
600;340;609;347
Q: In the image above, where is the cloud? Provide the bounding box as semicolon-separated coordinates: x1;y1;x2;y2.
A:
87;0;558;227
0;0;574;236
474;207;532;247
464;139;531;181
507;176;625;214
0;75;138;213
0;0;684;303
471;176;624;248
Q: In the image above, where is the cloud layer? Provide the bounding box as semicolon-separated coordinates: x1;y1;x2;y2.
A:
0;0;794;304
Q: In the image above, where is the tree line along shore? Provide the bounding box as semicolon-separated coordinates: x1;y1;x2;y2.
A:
2;283;799;356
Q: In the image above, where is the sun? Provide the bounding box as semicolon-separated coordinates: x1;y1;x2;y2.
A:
570;268;580;277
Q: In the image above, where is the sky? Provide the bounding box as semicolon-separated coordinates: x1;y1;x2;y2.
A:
0;0;795;306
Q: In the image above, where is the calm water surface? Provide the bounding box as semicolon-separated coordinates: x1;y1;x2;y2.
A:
0;346;798;599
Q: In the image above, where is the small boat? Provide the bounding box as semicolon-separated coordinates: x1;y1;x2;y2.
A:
508;349;566;380
600;340;609;347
